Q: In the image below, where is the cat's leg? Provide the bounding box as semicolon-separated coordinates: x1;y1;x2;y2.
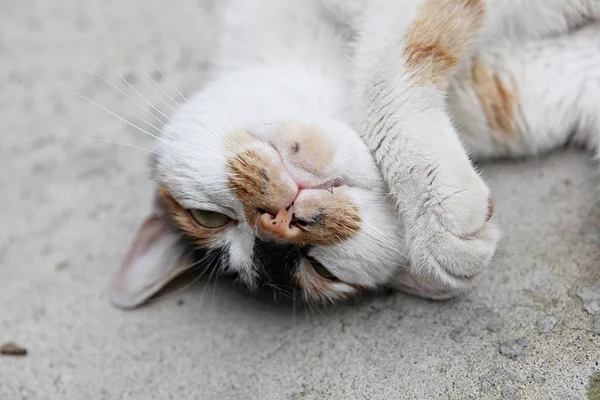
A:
450;23;600;160
389;22;600;299
352;0;501;298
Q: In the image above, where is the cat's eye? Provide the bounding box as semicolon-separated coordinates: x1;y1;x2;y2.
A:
309;258;338;281
189;209;231;229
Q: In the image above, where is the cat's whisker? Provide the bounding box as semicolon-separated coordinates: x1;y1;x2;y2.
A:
139;254;212;306
89;70;169;133
98;54;180;128
211;271;219;310
137;69;179;113
67;88;204;158
136;66;185;111
90;0;184;111
265;283;293;300
292;289;298;357
366;228;404;251
361;221;407;257
93;139;182;162
68;87;181;148
344;232;401;265
210;251;231;309
199;258;220;306
90;4;193;140
164;174;232;187
124;56;182;115
303;298;314;323
175;252;220;307
139;52;188;104
361;234;408;262
364;248;402;266
336;220;407;262
56;6;187;145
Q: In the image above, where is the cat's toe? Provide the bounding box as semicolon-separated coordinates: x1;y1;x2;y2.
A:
431;167;493;238
399;218;501;299
434;217;501;280
428;169;501;275
402;177;502;298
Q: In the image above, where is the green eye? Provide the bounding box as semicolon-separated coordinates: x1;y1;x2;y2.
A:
189;209;231;229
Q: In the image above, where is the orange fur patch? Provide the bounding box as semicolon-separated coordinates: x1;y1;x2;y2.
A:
227;149;297;225
273;122;335;174
471;56;518;135
225;123;360;247
404;0;484;87
157;188;227;248
292;191;361;246
223;129;255;155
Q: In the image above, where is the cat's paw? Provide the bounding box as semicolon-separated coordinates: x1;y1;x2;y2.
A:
399;163;501;297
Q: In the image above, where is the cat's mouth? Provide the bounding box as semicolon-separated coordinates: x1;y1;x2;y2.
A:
240;232;362;303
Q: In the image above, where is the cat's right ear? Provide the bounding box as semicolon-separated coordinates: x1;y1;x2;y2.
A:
108;213;191;309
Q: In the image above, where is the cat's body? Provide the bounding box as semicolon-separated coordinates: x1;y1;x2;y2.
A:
110;0;600;308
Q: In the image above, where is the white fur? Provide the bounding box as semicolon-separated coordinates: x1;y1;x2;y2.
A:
348;0;600;296
151;0;600;301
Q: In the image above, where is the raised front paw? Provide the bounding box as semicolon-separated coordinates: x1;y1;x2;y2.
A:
397;162;501;298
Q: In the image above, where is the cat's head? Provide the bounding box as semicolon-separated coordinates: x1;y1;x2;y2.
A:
109;84;409;308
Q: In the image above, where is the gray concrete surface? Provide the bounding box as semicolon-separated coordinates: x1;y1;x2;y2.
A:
1;1;600;399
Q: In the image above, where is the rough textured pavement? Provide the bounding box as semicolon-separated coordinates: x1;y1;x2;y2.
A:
1;1;600;399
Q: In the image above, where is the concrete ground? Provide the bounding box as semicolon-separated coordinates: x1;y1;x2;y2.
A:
1;1;600;399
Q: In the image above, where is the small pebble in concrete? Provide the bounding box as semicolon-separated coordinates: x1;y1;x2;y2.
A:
55;260;70;270
572;283;600;314
499;337;530;359
480;369;515;394
536;315;558;333
532;373;547;384
123;72;138;85
485;316;503;333
502;389;516;399
480;380;492;393
0;342;27;357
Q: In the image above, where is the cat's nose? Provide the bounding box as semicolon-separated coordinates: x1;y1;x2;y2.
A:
258;208;301;241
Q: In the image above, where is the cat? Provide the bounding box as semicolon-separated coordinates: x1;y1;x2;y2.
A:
109;0;600;309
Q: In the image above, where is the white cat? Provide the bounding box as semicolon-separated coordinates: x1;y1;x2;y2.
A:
109;0;600;308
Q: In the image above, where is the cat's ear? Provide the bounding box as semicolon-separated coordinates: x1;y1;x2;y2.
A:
109;213;191;309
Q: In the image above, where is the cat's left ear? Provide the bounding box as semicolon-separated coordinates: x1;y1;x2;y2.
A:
109;213;191;309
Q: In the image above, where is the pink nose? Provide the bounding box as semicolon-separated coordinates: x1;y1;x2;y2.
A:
259;208;301;241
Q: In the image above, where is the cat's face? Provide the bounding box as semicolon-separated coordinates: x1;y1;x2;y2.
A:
109;91;408;308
